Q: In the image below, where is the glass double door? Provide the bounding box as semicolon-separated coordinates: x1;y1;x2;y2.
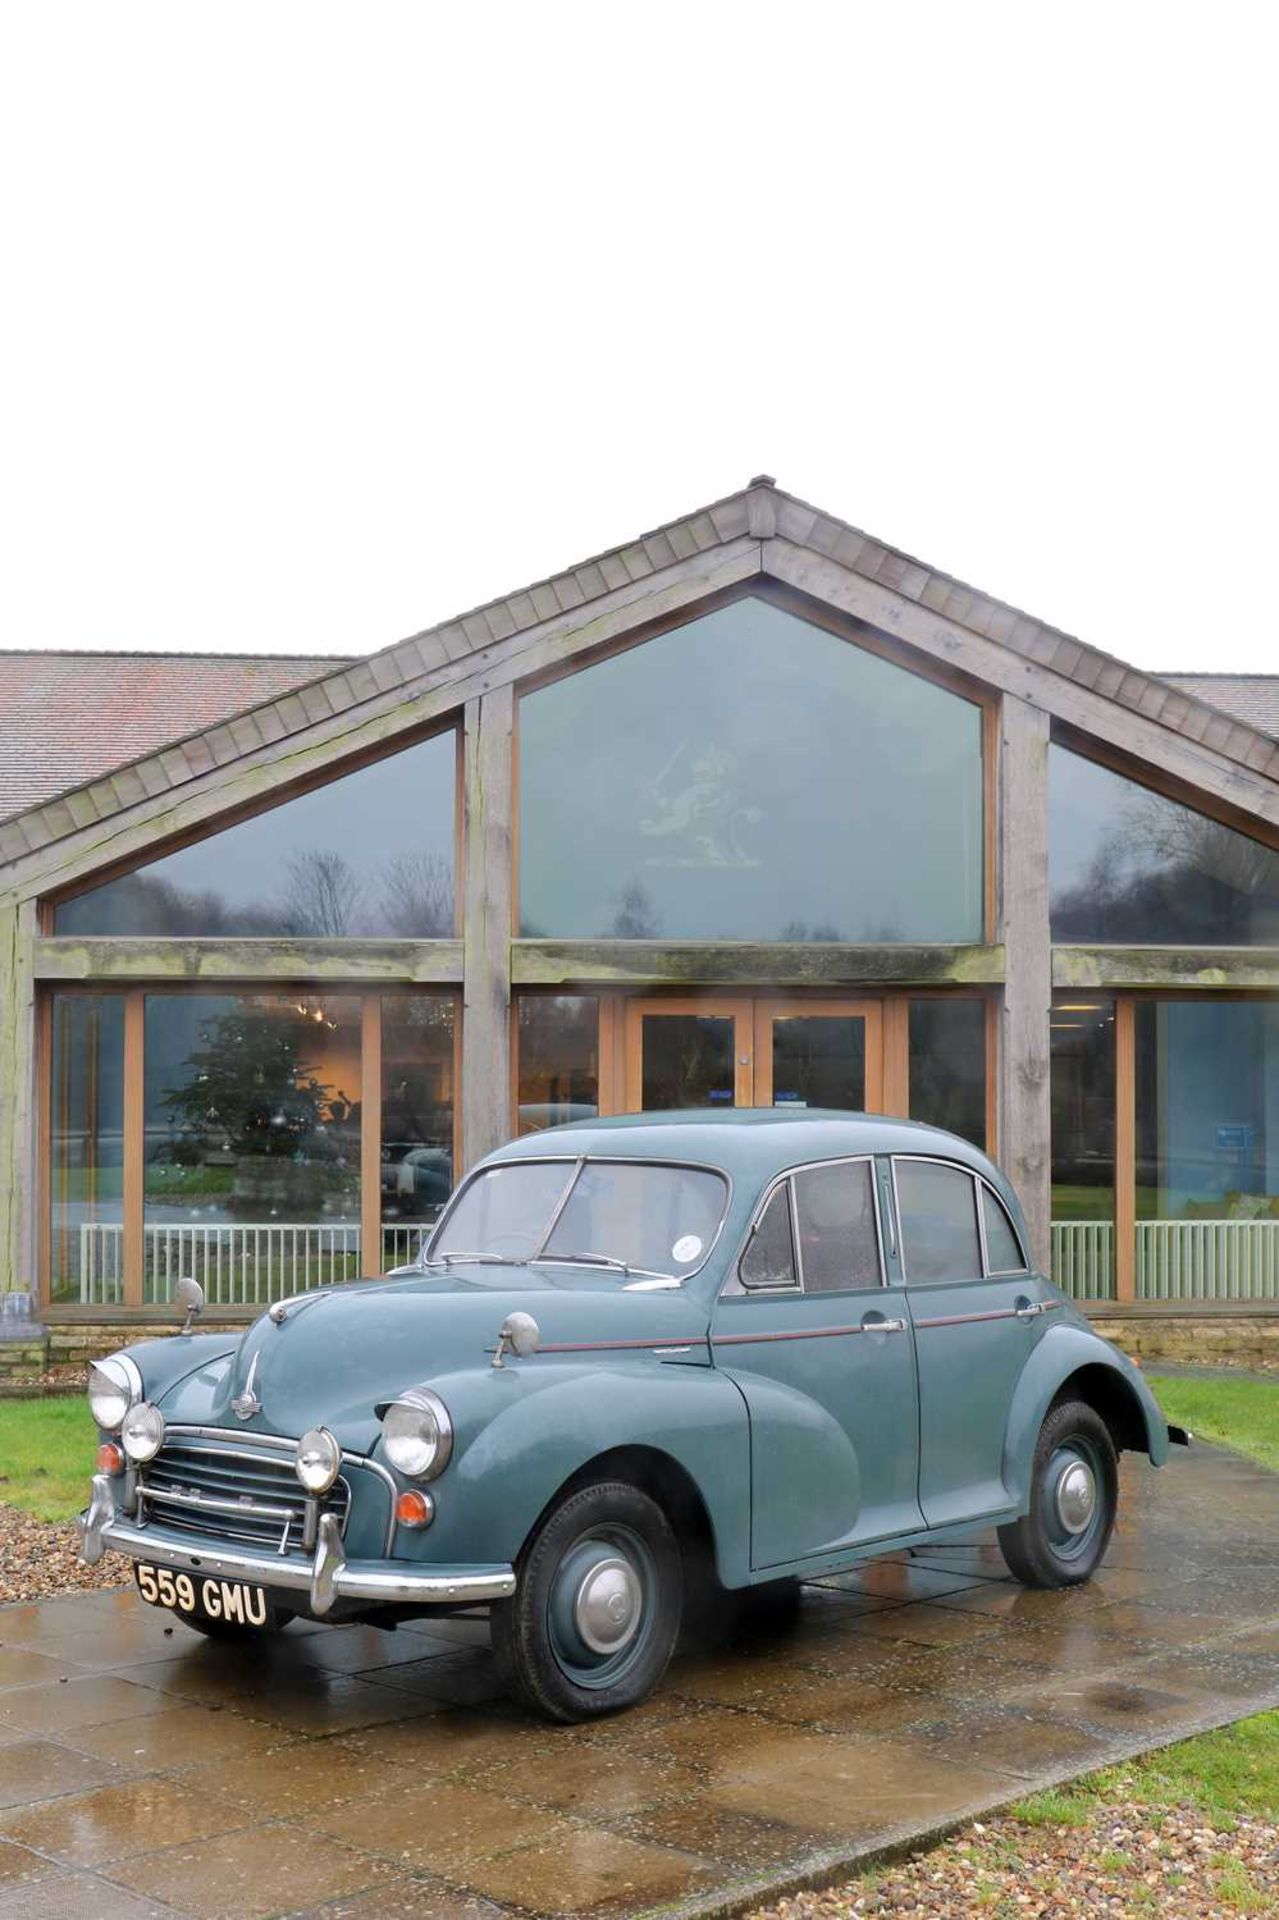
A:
623;997;883;1114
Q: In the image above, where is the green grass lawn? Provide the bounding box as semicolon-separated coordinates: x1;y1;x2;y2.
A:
1014;1711;1279;1829
1146;1371;1279;1475
0;1395;98;1521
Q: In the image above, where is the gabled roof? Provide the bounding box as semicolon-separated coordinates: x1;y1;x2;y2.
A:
3;476;1278;868
1160;675;1279;742
0;651;352;822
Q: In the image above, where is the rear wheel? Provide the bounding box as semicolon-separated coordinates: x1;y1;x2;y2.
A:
998;1399;1117;1588
492;1479;682;1722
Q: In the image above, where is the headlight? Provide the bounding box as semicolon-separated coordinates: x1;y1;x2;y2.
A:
295;1426;342;1494
381;1388;453;1481
87;1355;142;1433
121;1401;165;1464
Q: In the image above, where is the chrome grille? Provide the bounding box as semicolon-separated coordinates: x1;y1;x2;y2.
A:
138;1437;350;1554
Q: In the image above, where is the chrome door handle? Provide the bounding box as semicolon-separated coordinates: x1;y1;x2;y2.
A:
864;1316;907;1335
1014;1300;1042;1322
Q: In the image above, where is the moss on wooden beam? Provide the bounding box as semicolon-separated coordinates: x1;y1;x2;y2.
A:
1053;945;1279;990
512;940;1005;988
33;937;464;984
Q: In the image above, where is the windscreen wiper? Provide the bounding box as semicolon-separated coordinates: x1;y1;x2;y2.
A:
530;1252;676;1284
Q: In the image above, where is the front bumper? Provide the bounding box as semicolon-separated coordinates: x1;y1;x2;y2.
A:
78;1473;516;1615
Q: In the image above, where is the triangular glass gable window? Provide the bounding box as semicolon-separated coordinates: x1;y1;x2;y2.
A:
1050;744;1279;945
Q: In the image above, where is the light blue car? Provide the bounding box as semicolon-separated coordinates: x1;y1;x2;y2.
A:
80;1111;1184;1721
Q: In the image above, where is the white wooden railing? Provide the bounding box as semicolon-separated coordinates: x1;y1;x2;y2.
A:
1052;1217;1279;1302
77;1220;434;1306
1136;1219;1279;1301
1051;1221;1115;1300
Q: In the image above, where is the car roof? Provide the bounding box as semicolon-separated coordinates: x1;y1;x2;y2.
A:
491;1108;1008;1191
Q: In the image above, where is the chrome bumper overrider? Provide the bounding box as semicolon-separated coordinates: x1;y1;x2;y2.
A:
78;1474;516;1614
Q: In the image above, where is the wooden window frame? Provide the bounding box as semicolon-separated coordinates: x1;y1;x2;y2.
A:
39;981;462;1317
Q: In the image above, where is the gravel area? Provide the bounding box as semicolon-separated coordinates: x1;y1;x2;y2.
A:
0;1503;124;1605
750;1799;1279;1918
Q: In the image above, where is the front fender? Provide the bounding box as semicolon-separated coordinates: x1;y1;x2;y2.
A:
1002;1324;1169;1512
399;1361;752;1586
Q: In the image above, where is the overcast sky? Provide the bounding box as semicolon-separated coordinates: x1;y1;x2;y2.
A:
2;4;1275;674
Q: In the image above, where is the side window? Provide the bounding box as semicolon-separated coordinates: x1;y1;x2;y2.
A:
793;1161;882;1293
739;1184;798;1290
981;1184;1027;1273
895;1159;981;1284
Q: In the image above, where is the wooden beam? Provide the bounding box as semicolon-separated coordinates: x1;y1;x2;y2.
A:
122;991;144;1309
461;686;514;1169
997;697;1052;1270
1114;998;1136;1303
32;938;464;984
880;997;910;1118
1054;945;1279;991
513;942;1006;989
0;899;38;1300
360;995;382;1277
761;542;1279;835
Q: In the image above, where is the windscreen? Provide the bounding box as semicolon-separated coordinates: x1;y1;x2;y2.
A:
432;1159;728;1277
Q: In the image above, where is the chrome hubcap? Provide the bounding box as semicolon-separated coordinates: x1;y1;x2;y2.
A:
573;1555;642;1655
1055;1459;1097;1535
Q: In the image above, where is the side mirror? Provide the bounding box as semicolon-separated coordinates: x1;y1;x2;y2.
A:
174;1276;205;1335
492;1310;540;1369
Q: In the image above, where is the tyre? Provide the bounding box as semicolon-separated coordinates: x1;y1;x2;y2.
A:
492;1479;683;1722
998;1398;1118;1588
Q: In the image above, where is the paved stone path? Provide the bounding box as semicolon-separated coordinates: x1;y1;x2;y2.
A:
0;1444;1276;1919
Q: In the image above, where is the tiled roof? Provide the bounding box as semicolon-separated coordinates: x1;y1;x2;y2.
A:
1159;675;1279;741
0;651;353;821
3;478;1278;865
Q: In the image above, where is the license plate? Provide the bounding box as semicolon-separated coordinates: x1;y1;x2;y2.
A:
134;1560;274;1628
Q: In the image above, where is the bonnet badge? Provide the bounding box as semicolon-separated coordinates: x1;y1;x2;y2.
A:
232;1350;262;1421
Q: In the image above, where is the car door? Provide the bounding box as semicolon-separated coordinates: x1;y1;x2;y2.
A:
711;1156;924;1571
894;1155;1054;1528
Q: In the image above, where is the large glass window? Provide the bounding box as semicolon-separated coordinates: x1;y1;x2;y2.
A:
1135;1000;1279;1300
143;993;362;1303
908;999;986;1147
1050;745;1279;945
517;996;600;1133
49;994;125;1305
55;730;457;938
1050;999;1115;1299
380;995;456;1269
519;598;984;941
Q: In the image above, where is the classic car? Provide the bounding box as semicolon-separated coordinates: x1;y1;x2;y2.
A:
79;1110;1186;1722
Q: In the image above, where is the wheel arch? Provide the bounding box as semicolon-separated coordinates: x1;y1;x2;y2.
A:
520;1443;719;1592
1002;1326;1169;1512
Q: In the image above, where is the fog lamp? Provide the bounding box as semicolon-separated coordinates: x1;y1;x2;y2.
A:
395;1489;435;1529
88;1355;142;1433
121;1401;165;1464
295;1426;342;1494
96;1441;125;1476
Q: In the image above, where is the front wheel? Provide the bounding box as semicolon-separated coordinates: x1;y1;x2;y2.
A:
492;1479;682;1722
998;1399;1118;1588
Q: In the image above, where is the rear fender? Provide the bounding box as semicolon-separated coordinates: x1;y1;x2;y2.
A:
1003;1325;1169;1512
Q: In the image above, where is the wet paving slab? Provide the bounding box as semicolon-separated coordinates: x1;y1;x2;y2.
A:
0;1444;1275;1919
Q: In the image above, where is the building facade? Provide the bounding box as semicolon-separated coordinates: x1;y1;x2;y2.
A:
2;479;1278;1352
